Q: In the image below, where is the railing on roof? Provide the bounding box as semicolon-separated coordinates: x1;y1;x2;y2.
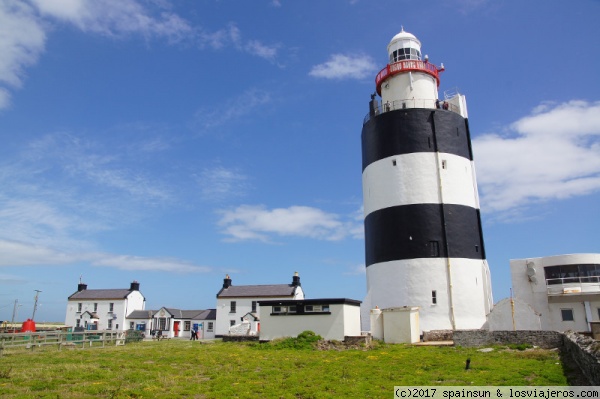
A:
546;276;600;296
375;60;443;95
363;98;460;124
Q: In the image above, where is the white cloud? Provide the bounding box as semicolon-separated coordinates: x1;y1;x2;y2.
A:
217;205;361;242
473;100;600;216
194;88;272;131
196;166;250;202
309;54;376;80
30;0;194;42
0;239;211;273
91;255;211;273
0;1;46;108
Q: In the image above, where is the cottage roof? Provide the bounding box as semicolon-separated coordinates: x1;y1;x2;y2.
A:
126;308;216;320
216;284;299;298
68;288;137;300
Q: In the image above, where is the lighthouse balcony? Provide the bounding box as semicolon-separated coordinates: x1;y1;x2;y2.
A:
363;98;460;124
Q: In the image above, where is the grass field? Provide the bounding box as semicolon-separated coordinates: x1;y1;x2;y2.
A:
0;338;573;398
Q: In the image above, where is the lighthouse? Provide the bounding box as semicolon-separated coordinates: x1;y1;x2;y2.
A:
361;28;493;332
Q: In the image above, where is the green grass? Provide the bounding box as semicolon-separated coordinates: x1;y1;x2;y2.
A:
0;339;570;398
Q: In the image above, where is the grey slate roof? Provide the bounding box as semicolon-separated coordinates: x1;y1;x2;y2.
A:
216;284;299;298
68;289;135;300
126;308;216;320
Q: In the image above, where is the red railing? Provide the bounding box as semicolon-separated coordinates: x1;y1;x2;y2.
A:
376;60;444;95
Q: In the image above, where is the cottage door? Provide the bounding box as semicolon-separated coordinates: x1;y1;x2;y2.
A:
174;321;180;337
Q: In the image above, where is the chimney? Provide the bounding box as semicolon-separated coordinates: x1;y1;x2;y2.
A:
223;274;232;289
291;271;301;287
77;283;87;292
130;280;140;291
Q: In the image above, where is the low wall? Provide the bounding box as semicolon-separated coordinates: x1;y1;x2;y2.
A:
423;330;453;342
452;330;600;386
563;331;600;386
453;330;563;349
222;336;259;342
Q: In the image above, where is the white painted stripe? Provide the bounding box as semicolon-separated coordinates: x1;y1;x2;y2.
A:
362;152;480;217
365;258;490;331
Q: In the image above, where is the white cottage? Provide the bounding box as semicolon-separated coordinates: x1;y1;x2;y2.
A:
510;254;600;332
257;298;362;341
127;308;216;339
215;273;304;337
65;281;145;331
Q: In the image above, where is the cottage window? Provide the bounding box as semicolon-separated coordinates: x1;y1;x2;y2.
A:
273;306;286;313
94;303;98;312
230;301;236;313
77;303;82;312
76;319;81;327
207;322;214;332
109;303;114;312
130;322;134;329
288;306;297;313
184;321;191;331
322;305;330;312
230;320;235;327
252;301;257;313
158;317;167;330
108;319;113;330
561;309;574;322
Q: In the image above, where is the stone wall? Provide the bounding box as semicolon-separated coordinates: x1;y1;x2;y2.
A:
452;330;563;349
422;330;453;342
563;331;600;386
452;330;600;386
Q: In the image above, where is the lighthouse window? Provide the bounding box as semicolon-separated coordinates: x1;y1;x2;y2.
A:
441;160;447;169
392;159;397;166
429;241;440;257
432;290;437;305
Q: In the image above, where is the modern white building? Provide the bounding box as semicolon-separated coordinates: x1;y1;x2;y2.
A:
511;254;600;332
127;307;216;339
258;298;362;341
361;28;493;333
65;281;145;331
215;273;304;337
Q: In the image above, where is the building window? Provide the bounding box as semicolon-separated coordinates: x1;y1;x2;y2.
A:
109;303;114;312
429;241;440;257
252;301;257;313
207;322;214;332
77;303;82;312
108;319;113;330
273;306;285;313
392;159;397;166
130;322;134;329
441;160;447;169
184;321;191;331
288;306;297;313
94;303;98;312
432;290;437;305
230;301;236;313
230;320;235;327
158;317;167;330
322;305;330;312
561;309;574;322
76;319;81;327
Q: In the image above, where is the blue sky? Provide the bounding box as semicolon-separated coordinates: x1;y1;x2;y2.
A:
1;0;599;323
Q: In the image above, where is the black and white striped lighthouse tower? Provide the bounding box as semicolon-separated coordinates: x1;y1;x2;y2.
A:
361;28;493;332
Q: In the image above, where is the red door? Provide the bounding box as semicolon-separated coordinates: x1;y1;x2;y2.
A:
174;321;180;337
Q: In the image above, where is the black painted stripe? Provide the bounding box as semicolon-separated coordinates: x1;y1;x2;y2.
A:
361;108;472;171
364;203;485;266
